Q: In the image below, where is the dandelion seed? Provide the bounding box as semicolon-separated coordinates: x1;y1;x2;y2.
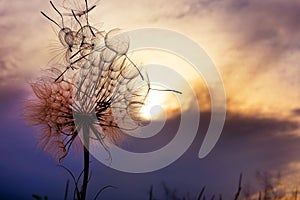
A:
23;69;78;162
62;0;100;18
41;1;141;82
41;1;100;76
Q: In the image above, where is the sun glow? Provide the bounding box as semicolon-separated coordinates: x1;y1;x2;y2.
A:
140;88;182;120
129;50;200;121
140;90;166;120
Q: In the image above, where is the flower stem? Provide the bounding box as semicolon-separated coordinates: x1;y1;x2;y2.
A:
81;132;90;200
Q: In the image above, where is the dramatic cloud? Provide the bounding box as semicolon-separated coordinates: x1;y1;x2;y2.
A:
292;109;300;117
98;0;300;118
0;0;299;199
0;0;56;89
172;0;300;115
1;0;299;115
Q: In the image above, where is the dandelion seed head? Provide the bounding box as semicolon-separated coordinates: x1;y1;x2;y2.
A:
24;55;149;162
25;0;158;162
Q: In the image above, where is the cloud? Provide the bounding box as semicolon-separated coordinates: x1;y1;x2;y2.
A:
128;0;300;116
223;111;299;145
0;0;55;88
1;0;298;117
0;1;299;199
99;0;300;118
77;109;300;199
292;108;300;117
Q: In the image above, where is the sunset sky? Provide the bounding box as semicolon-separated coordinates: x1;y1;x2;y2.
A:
0;0;300;199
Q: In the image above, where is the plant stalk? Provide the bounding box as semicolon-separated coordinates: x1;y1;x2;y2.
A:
80;130;90;200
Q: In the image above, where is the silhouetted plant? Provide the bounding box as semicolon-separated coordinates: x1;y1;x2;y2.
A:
148;174;243;200
24;0;180;199
243;171;299;200
24;0;149;199
146;172;300;200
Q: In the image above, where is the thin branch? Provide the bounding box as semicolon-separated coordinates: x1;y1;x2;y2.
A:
64;179;69;200
234;173;243;200
59;165;81;200
197;187;206;200
149;185;153;200
94;185;117;200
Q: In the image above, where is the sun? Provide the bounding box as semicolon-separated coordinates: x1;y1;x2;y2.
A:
140;87;182;121
140;90;168;120
140;91;164;120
